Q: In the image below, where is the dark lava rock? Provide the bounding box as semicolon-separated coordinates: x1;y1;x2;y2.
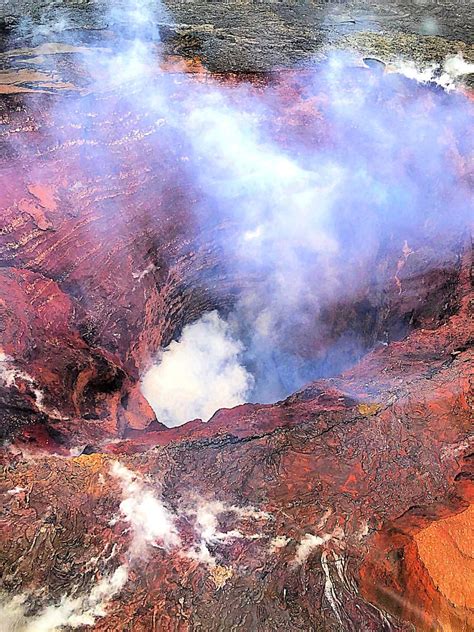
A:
0;1;473;71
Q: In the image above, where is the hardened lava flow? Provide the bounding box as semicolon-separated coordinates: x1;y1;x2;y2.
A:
0;45;473;632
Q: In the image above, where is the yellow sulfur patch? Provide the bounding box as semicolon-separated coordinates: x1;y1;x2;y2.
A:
210;565;233;590
357;403;381;416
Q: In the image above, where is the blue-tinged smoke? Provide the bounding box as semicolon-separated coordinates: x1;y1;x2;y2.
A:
10;1;473;425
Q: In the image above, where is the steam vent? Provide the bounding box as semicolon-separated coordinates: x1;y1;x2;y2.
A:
0;1;473;630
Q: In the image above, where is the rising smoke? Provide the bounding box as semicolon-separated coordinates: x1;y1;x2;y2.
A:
2;458;268;630
110;460;181;553
141;311;253;427
0;564;128;632
140;46;473;423
7;0;474;429
1;460;271;630
110;461;270;567
1;1;473;627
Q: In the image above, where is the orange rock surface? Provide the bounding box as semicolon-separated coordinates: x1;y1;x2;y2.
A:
416;505;474;611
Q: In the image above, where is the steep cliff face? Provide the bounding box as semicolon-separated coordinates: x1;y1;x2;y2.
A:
359;505;474;631
0;25;473;632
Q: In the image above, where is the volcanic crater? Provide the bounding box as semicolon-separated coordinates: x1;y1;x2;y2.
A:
0;3;473;632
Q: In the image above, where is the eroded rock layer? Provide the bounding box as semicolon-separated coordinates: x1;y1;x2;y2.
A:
0;48;473;632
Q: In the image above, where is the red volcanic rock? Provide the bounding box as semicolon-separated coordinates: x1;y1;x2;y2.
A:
0;251;472;628
0;267;127;430
0;71;469;442
0;59;473;630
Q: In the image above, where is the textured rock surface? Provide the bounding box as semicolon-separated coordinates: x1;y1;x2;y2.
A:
0;65;472;628
0;247;472;630
0;3;473;630
415;506;474;623
0;57;470;441
0;1;473;72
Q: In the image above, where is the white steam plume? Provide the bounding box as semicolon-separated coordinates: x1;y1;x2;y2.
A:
111;463;270;567
141;311;254;427
293;525;344;566
110;460;181;554
392;53;474;91
293;533;333;566
185;498;270;566
0;459;178;632
7;0;473;416
0;565;128;632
